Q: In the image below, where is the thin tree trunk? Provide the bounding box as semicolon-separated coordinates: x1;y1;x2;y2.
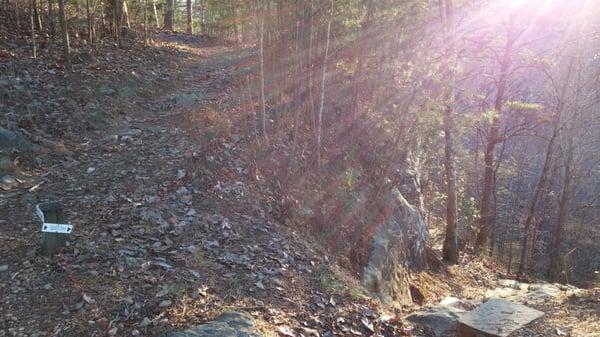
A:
143;0;148;44
289;6;303;175
85;0;93;43
317;0;333;168
164;0;174;31
30;0;37;58
258;0;267;143
441;0;458;264
307;0;316;137
32;0;42;30
122;0;130;29
114;0;122;46
547;144;573;280
57;0;70;67
15;0;21;35
152;0;159;28
350;0;374;118
516;132;557;275
475;24;515;252
47;0;55;40
506;157;525;275
186;0;193;34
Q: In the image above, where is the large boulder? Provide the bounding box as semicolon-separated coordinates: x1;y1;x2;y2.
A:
164;312;263;337
362;188;428;306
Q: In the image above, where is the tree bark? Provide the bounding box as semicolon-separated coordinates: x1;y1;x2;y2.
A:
31;0;42;31
85;0;93;44
350;0;374;118
441;0;459;264
307;0;316;136
475;23;516;252
258;0;268;143
15;0;21;34
30;0;37;58
57;0;70;67
164;0;174;31
143;0;148;44
316;0;333;168
152;0;159;28
47;0;55;40
547;140;574;280
186;0;193;34
516;129;558;275
122;0;130;29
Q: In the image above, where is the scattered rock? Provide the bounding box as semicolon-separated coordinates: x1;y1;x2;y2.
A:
159;300;172;308
139;317;152;328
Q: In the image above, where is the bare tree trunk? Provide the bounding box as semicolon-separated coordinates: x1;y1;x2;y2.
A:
289;5;303;174
441;0;458;264
506;159;525;275
350;0;373;117
186;0;193;34
152;0;159;28
32;0;42;30
47;0;55;41
122;0;130;29
57;0;70;67
143;0;148;44
114;0;122;46
30;0;37;58
307;0;316;137
475;23;516;252
85;0;93;43
547;141;574;280
164;0;174;31
258;0;268;143
15;0;21;35
317;0;333;168
516;131;557;275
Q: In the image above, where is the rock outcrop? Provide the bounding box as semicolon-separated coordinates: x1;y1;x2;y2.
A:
164;312;263;337
362;188;428;306
0;127;38;173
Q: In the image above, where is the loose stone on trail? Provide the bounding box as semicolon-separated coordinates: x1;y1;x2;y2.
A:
457;298;544;337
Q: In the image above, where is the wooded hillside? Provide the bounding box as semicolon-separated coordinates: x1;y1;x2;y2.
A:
3;0;600;285
1;1;600;336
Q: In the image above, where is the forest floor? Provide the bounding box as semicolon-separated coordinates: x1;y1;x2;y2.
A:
1;33;599;337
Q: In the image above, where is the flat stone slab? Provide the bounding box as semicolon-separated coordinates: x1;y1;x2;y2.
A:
457;298;543;337
164;312;263;337
406;297;483;337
